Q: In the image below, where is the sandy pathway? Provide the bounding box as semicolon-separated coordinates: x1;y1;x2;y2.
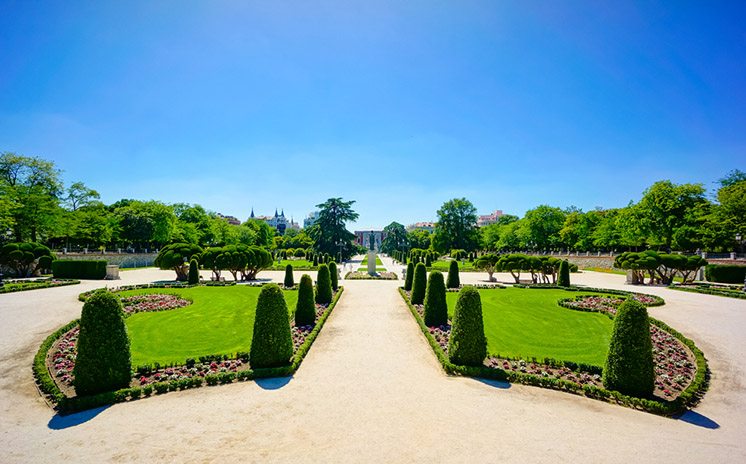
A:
1;268;745;462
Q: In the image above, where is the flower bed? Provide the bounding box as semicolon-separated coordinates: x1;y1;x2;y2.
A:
0;278;79;294
36;287;344;413
344;271;398;280
400;286;708;415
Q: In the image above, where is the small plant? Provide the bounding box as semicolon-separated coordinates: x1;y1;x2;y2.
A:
404;262;415;291
295;274;316;326
424;271;448;326
188;258;200;285
284;264;294;287
446;260;460;288
249;284;294;368
410;263;427;305
558;260;571;286
329;261;339;291
315;264;333;305
448;286;486;366
602;300;654;397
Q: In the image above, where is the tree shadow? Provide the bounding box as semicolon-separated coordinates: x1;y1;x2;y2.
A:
255;376;293;390
473;377;512;389
674;410;720;429
48;405;110;430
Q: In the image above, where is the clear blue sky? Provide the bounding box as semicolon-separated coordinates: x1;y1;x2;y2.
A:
1;1;744;229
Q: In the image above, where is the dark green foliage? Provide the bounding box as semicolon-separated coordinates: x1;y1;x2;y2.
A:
249;284;293;368
155;243;203;281
188;259;199;285
558;260;571;287
295;274;316;326
329;261;339;291
603;300;654;397
284;264;294;287
73;291;132;396
313;254;319;266
705;264;746;284
315;264;333;305
404;262;414;291
448;286;487;366
424;271;448;326
425;254;432;267
52;260;107;279
0;242;55;277
410;263;427;305
446;260;460;288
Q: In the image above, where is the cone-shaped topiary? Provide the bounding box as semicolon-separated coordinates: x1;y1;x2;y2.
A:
602;299;654;397
329;261;339;291
448;286;487;366
313;254;319;266
411;263;427;305
295;274;316;326
558;260;571;287
284;264;294;288
446;260;460;289
250;284;293;368
424;271;448;326
315;264;333;305
404;262;414;291
73;291;131;395
425;254;432;267
188;258;200;285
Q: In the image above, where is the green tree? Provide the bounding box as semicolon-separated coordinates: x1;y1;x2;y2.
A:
295;274;316;326
404;261;415;291
602;300;654;397
154;243;203;281
424;271;448;326
474;253;500;282
448;286;487;366
446;259;460;288
329;261;339;291
637;180;707;249
433;198;479;253
407;229;432;250
250;284;293;368
381;221;408;254
64;181;100;211
284;264;294;287
557;260;570;287
308;198;359;259
315;264;333;305
519;205;566;251
188;258;200;285
410;263;427;305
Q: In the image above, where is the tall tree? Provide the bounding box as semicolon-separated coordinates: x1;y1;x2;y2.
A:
381;221;408;254
309;197;359;258
637;180;707;249
433;198;479;253
518;205;566;250
64;181;100;211
407;229;432;250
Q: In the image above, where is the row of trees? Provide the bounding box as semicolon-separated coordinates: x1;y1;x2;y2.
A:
379;170;745;256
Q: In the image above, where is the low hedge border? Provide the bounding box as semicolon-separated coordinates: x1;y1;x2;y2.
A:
0;278;79;294
398;287;708;416
35;287;343;414
78;281;242;302
515;284;666;307
669;285;746;300
343;272;399;280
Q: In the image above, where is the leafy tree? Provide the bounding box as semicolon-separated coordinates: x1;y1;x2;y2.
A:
613;251;661;285
446;259;460;288
637;180;707;249
407;229;432;250
315;264;333;305
250;284;293;368
64;181;100;211
497;253;528;283
474;254;500;282
188;258;200;285
404;261;415;291
448;286;486;366
154;243;203;281
410;263;427;305
308;198;359;259
242;219;275;248
329;261;339;291
381;221;408;254
714;179;746;248
74;291;131;395
0;242;55;277
557;260;571;287
295;274;316;326
602;300;654;397
284;264;294;287
433;198;479;253
424;271;448;326
518;205;566;251
718;169;746;188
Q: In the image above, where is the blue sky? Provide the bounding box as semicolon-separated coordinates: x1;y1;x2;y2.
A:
1;1;744;229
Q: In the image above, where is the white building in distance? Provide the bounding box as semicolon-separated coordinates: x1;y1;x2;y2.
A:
477;210;504;227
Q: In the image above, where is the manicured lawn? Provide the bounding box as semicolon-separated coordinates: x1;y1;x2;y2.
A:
360;255;383;266
121;286;298;366
429;260;476;272
271;259;315;269
357;267;387;272
445;287;613;366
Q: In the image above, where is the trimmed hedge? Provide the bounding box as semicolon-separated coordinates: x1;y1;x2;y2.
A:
250;284;294;368
295;274;316;326
73;291;132;396
669;284;746;300
0;278;79;294
446;260;460;288
188;259;200;285
448;286;486;366
404;262;414;291
52;260;107;279
423;271;448;327
284;264;294;288
558;260;570;287
315;264;333;305
329;261;339;291
411;263;427;305
602;300;654;397
705;264;746;284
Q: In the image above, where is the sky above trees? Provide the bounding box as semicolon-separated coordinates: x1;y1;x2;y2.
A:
1;1;744;229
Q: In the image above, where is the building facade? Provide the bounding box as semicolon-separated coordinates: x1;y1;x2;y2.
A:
406;222;436;233
304;211;320;229
354;230;385;251
250;208;298;234
477;210;504;227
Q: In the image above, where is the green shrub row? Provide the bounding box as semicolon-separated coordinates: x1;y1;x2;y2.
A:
52;260;107;279
34;287;344;414
77;281;242;302
0;278;79;294
398;287;708;416
705;264;746;284
669;285;746;300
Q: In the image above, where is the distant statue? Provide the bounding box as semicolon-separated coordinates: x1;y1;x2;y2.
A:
369;234;375;251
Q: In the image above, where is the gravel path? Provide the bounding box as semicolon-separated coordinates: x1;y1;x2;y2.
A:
1;267;745;463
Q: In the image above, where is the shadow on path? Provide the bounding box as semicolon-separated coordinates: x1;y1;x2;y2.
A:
48;405;110;430
473;378;512;390
675;410;720;429
256;376;293;390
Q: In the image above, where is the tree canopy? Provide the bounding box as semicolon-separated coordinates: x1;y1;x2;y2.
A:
433;198;479;253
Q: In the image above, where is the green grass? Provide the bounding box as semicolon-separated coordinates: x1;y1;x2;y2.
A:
357;267;387;272
360;255;383;266
270;259;316;270
445;287;614;367
580;267;626;275
120;286;298;366
429;260;477;272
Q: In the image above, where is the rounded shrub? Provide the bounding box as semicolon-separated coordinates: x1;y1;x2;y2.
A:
558;260;571;287
448;286;487;366
410;263;427;305
295;274;316;326
188;259;200;285
602;299;654;397
404;262;415;291
329;261;339;291
284;264;294;288
446;260;460;289
315;264;333;305
73;291;131;396
249;284;293;368
424;271;448;326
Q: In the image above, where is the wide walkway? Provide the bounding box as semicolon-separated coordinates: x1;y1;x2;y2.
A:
1;267;745;462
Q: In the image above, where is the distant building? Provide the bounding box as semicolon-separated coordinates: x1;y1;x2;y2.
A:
304;211;320;229
406;222;435;233
216;213;241;226
250;208;296;235
477;210;504;227
355;230;385;251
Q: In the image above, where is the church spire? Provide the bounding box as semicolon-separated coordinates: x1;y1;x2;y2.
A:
250;207;255;219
